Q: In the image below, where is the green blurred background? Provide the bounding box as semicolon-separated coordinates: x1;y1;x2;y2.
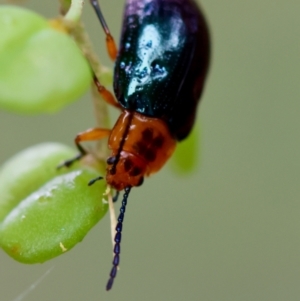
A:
0;0;300;300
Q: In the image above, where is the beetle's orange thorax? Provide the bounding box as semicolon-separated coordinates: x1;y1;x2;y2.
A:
106;110;176;190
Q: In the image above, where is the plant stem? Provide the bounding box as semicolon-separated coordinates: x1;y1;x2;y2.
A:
56;0;112;165
58;0;111;129
64;0;84;23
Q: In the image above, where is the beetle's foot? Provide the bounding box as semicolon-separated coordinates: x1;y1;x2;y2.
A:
88;176;104;186
57;154;83;169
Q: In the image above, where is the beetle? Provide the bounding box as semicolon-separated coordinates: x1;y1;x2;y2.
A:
61;0;210;290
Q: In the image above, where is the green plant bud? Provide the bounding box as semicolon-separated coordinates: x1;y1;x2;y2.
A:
0;6;92;114
0;143;107;263
171;125;200;174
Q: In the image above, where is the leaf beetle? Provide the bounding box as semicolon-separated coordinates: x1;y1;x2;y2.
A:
62;0;210;290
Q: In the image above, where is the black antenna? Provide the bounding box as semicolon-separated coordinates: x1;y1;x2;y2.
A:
106;186;132;291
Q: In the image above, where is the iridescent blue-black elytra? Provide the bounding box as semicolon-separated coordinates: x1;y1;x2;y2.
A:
114;0;210;141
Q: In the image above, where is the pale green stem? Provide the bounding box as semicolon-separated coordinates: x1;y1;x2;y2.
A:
57;0;111;167
63;0;84;23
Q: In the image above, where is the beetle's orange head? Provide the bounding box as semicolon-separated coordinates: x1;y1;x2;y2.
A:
106;151;146;191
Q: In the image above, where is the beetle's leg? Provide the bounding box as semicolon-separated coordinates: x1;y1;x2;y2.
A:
89;1;121;108
58;128;111;168
89;0;117;61
93;74;122;109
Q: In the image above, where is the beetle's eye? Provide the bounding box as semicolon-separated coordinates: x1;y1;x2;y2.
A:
107;156;117;165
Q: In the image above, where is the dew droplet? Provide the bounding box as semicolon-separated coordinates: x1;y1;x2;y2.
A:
153;64;166;75
137;67;148;79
